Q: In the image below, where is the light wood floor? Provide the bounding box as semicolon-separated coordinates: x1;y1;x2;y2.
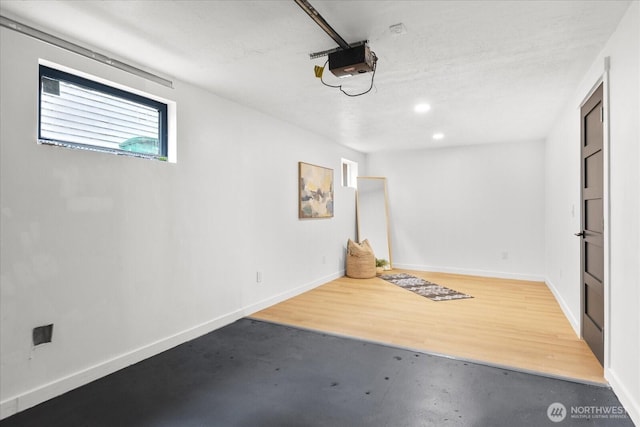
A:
250;269;605;384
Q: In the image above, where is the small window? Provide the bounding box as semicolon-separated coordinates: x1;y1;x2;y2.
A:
38;65;168;159
341;158;358;188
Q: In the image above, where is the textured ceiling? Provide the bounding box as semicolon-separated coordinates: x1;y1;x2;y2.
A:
0;0;632;152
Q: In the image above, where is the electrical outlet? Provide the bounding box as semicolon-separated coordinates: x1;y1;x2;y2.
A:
501;251;509;260
33;324;53;346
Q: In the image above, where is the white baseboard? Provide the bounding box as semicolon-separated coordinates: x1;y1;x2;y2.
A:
544;277;580;336
0;270;343;420
606;367;640;426
393;263;545;283
242;269;344;317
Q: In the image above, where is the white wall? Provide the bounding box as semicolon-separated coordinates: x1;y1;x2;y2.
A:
545;2;639;424
366;140;546;281
0;28;364;418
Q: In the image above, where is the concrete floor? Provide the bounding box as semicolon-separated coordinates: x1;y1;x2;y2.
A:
1;319;634;427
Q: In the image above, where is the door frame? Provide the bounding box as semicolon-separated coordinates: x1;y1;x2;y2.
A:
578;58;611;369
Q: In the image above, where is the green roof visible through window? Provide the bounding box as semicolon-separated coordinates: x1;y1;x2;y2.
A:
119;136;160;155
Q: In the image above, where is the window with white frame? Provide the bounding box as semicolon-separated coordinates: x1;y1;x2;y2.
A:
341;158;358;188
38;65;168;160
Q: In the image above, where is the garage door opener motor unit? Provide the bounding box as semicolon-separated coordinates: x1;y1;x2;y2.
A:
328;44;374;77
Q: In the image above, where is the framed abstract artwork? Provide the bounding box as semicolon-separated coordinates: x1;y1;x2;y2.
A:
298;162;334;219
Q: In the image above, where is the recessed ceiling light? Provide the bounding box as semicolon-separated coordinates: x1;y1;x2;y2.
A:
414;103;431;113
432;133;445;140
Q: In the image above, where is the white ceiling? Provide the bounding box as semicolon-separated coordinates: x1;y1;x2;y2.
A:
0;0;632;153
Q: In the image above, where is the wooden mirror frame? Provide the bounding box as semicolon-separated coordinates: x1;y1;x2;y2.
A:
356;176;392;269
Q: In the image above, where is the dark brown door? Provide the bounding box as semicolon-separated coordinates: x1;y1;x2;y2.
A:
579;83;605;366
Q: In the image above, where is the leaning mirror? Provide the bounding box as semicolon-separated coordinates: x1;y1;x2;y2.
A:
356;177;392;269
